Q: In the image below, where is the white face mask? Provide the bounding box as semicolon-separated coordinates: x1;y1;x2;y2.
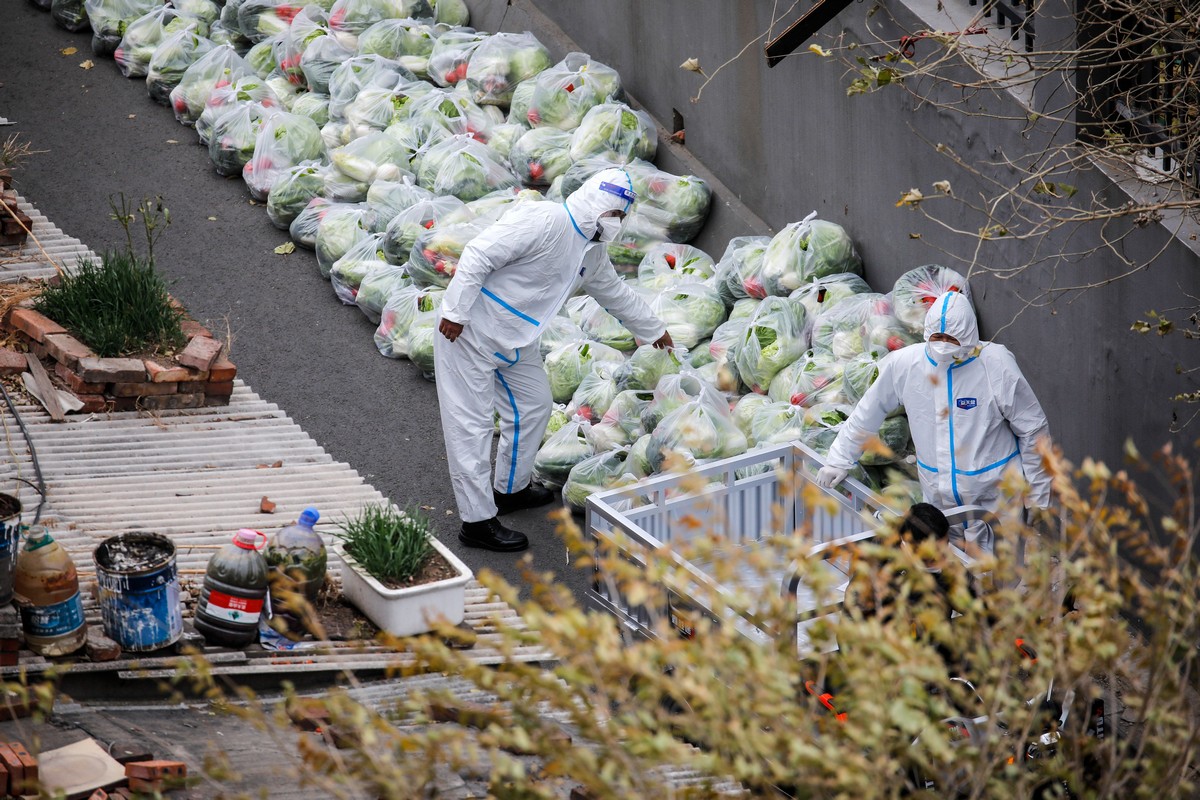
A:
596;217;623;242
928;341;963;362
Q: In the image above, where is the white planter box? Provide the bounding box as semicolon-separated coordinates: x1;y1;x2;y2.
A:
333;537;473;638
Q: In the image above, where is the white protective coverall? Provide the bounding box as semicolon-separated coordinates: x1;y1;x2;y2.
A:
825;291;1052;519
434;169;667;523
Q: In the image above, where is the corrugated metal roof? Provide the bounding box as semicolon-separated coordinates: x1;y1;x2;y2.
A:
0;193;94;281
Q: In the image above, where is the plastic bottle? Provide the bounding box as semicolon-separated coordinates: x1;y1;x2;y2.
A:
194;529;269;648
13;525;87;656
264;507;327;603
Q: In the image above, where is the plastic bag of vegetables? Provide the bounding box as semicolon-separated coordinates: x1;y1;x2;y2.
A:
459;188;544;226
626;161;712;243
273;6;329;88
533;415;595;490
538;314;587;358
714;235;772;303
628;433;655;477
406;222;484;288
788;272;873;322
236;1;294;45
567;362;621;424
244;34;281;78
891;265;972;335
760;213;863;296
735;296;808;394
415;136;519;201
243;111;325;199
355;261;410;324
345;80;432;139
330;233;387;305
798;403;853;455
382;196;466;265
170;45;255;125
508;127;574;187
266;161;326;229
507;79;536;127
466;31;552;108
147;28;216;105
356;18;437;63
568;102;657;163
545;340;626;404
407;305;440;380
115;7;184;78
173;0;219;31
290;92;331;127
621;344;683;391
748;401;807;447
330;131;413;185
404;88;495;144
563;449;637;513
430;0;468;26
640;372;725;433
366;178;434;224
482;123;524;164
196;76;280;144
327;0;433;50
524;52;622;131
85;0;160;56
841;346;889;405
327;54;417;120
573;295;636;353
315;203;374;279
767;350;845;407
297;32;356;95
637;243;715;291
649;282;728;350
646;398;748;473
374;286;442;359
429;29;486;88
289;197;333;249
591;389;654;450
810;293;918;360
208;101;271;177
51;0;89;32
857;414;912;466
731;393;772;444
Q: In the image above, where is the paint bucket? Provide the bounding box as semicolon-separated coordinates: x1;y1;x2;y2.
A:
0;494;21;606
93;532;182;652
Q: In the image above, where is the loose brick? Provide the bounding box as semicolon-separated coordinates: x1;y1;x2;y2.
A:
109;381;178;398
7;308;64;343
139;392;204;411
207;355;236;382
180;319;212;340
8;742;36;792
86;628;122;662
77;357;146;384
203;394;233;408
74;394;108;414
27;341;47;360
145;359;206;383
0;743;22;793
107;742;154;765
176;336;223;371
42;333;95;369
108;396;140;413
0;349;26;376
54;361;106;393
0;653;16;667
125;760;187;782
203;380;235;396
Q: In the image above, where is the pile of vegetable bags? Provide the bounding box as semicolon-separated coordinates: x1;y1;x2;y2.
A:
47;0;975;512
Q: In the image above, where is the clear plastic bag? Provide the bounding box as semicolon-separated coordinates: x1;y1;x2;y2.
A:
575;295;636;353
428;29;486;88
621;344;683;391
714;235;772;303
174;0;220;33
731;393;772;444
485;122;525;163
810;293;918;361
327;0;433;50
568;102;657;163
330;233;388;305
115;7;184;78
290;92;331;127
405;221;485;288
841;346;889;405
272;6;329;88
563;449;636;512
567;362;621;424
341;77;427;138
626;161;712;242
366;178;434;225
414;136;518;201
147;28;216;106
788;272;873;321
749;401;807;447
637;243;715;291
315;203;374;279
289;197;334;249
404;88;495;144
170;45;255;125
374;285;442;359
298;32;356;95
640;372;725;433
508;127;574;187
797;403;854;455
430;0;468;26
649;282;727;350
356;18;437;66
760;212;863;296
767;350;846;407
327;54;416;120
237;0;302;45
407;305;440;380
545;341;627;404
330;131;413;184
466;31;552;108
533;415;595;490
356;261;411;324
52;0;89;32
208;101;272;177
85;0;160;56
525;52;622;131
591;389;654;450
507;78;536;128
381;196;466;265
891;265;972;334
267;161;327;230
197;75;280;143
646;397;748;473
734;295;809;394
538;314;587;359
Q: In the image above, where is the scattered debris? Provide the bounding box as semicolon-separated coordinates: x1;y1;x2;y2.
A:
260;496;277;514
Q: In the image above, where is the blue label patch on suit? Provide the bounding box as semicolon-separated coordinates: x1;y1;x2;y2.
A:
956;397;978;410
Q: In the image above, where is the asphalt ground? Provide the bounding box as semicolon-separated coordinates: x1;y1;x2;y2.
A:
0;5;589;604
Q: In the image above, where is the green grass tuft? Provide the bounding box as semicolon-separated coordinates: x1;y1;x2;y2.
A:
34;251;186;358
336;503;434;584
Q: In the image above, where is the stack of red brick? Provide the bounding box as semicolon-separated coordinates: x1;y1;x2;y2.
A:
0;741;39;796
3;307;237;412
0;191;31;249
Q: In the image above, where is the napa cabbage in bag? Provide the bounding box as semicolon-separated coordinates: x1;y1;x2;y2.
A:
545;341;626;404
356;261;411;324
524;52;622;131
563;449;637;513
243;111;325;200
637;243;715;290
533;415;595;490
891;265;972;335
734;296;808;394
568;102;657;163
466;31;552;108
381;196;466;264
330;233;388;305
406;221;484;288
147;27;216;105
374;286;442;358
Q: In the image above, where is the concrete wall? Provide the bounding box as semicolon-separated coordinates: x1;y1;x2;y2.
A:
466;0;1199;472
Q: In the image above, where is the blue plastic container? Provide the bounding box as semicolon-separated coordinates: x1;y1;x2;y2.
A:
0;494;22;606
93;532;182;652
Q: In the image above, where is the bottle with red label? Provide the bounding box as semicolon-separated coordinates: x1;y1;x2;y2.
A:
194;529;269;648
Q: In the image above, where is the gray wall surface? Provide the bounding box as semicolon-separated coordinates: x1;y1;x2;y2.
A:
468;0;1199;475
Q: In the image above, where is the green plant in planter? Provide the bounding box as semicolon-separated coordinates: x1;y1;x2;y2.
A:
34;195;185;358
336;503;434;584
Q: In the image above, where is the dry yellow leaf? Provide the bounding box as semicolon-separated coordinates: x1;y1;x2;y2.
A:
274;242;296;255
60;47;77;56
79;60;94;70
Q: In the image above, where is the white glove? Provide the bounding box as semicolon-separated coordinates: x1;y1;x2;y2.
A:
815;465;849;489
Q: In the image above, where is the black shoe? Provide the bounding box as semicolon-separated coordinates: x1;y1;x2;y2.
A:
459;517;529;552
493;483;556;516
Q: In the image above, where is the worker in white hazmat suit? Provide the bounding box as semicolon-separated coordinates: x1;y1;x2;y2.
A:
435;168;673;552
816;290;1051;550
